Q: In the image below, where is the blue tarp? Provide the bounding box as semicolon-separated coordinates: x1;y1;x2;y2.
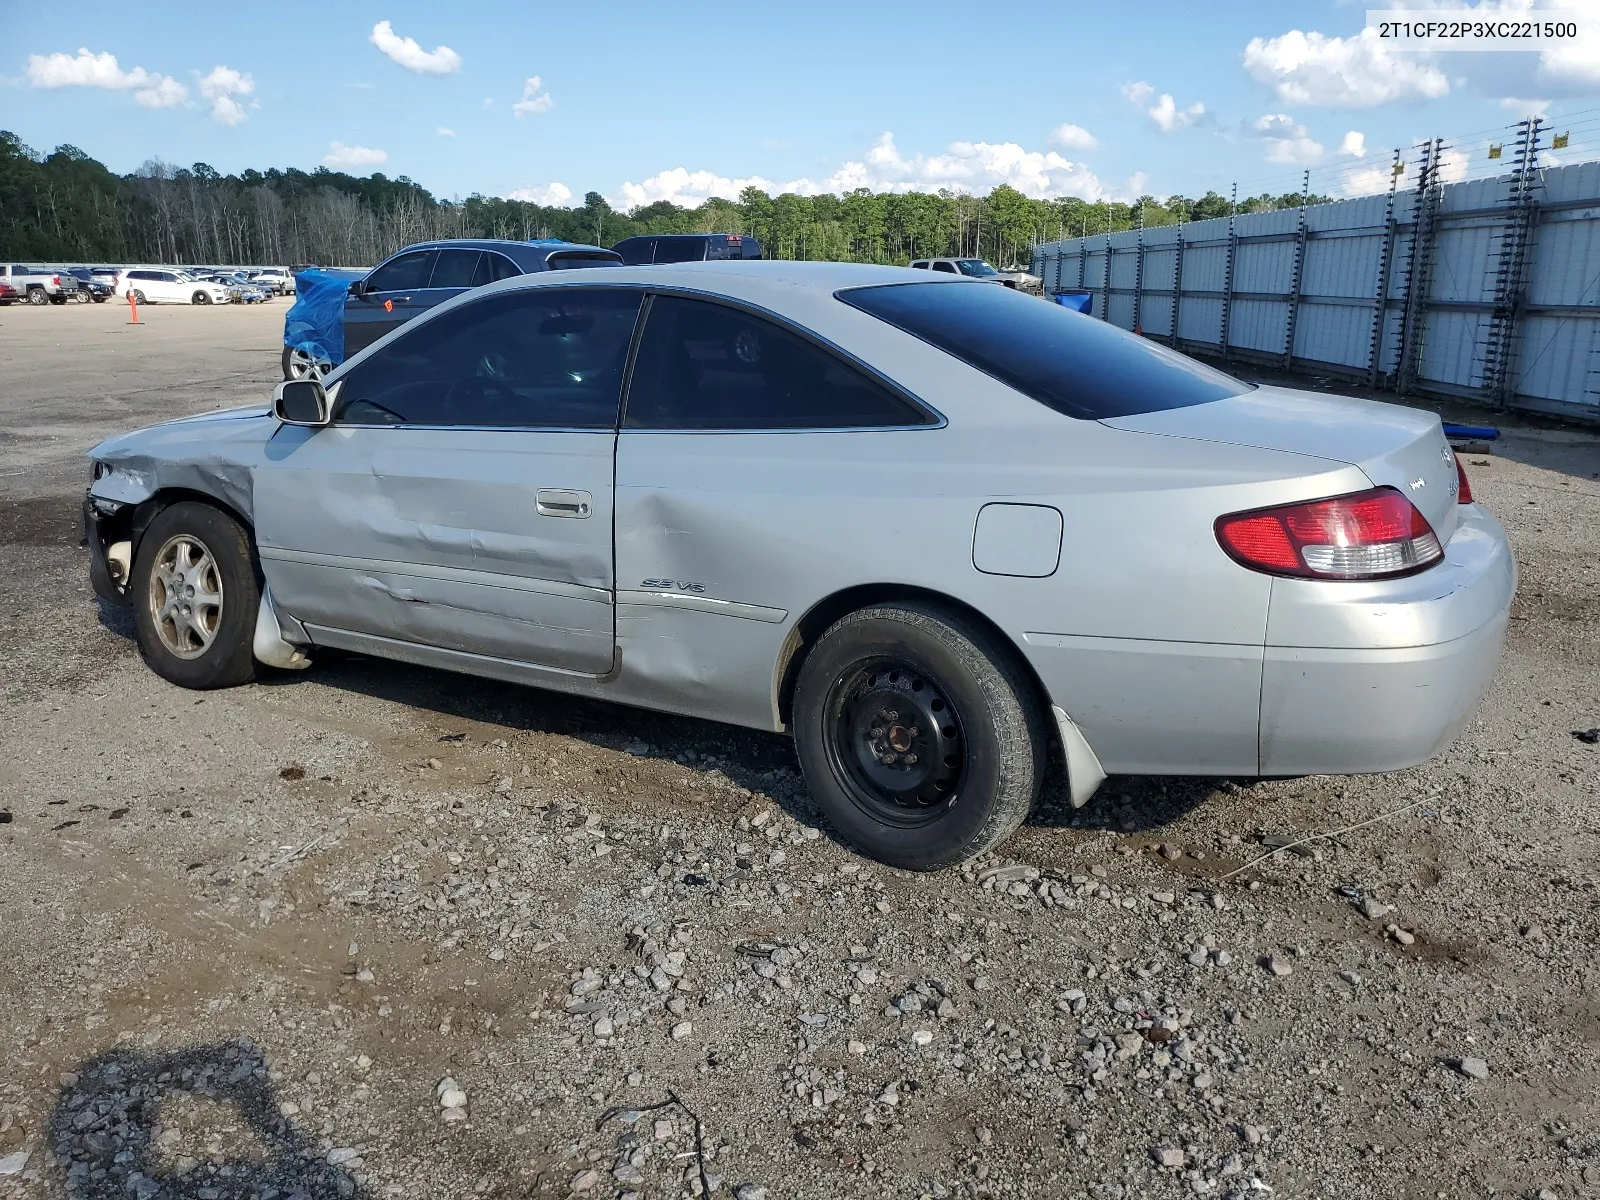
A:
283;268;364;368
1053;292;1093;314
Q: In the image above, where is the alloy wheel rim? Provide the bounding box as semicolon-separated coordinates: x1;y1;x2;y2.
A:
823;658;967;827
288;347;331;381
147;534;224;659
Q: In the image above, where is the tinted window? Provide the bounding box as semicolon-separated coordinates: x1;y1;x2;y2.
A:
485;254;522;282
837;282;1250;420
625;295;931;431
335;288;643;429
429;249;482;289
548;251;621;270
366;250;437;293
931;261;957;274
611;238;654;266
651;238;706;264
910;262;928;270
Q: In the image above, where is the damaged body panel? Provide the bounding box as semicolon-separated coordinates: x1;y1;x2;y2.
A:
85;261;1515;814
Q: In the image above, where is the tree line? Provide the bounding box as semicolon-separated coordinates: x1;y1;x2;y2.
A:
0;130;1329;270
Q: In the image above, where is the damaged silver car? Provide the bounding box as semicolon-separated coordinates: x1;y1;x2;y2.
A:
84;263;1515;869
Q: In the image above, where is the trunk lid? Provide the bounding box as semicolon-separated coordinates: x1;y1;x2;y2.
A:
1101;385;1461;543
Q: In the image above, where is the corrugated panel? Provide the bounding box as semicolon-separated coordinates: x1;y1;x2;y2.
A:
1026;161;1600;418
1229;298;1289;353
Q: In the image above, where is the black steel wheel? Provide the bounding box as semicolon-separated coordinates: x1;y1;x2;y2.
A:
822;658;967;829
794;603;1046;871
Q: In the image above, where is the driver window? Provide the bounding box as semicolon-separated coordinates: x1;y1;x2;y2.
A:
333;288;644;429
931;261;958;274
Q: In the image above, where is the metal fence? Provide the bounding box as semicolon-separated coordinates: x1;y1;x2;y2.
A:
1032;135;1600;423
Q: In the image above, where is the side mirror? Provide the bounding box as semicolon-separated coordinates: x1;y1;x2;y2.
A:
348;279;369;298
273;379;330;426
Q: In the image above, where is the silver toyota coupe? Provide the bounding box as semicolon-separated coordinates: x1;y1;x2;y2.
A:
83;262;1515;869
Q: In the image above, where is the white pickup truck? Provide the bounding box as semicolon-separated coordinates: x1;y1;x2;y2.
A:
0;263;82;305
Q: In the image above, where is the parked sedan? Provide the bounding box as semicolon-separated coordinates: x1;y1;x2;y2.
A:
82;263;1514;869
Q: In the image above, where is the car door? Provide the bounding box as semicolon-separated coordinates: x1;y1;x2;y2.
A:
153;271;184;302
255;285;644;675
344;249;438;358
612;293;940;726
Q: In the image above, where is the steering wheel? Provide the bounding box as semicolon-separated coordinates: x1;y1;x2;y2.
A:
338;397;406;426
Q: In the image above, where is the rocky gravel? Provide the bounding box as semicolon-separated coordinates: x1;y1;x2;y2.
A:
1;303;1598;1199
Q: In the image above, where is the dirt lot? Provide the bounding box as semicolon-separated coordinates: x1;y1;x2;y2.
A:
1;299;1598;1200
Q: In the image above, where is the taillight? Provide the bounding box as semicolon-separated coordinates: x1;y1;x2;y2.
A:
1215;487;1443;580
1454;456;1472;504
51;275;61;285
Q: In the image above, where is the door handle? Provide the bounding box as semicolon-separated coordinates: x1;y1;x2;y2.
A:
536;489;592;518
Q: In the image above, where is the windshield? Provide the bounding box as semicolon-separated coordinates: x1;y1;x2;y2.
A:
174;272;196;282
955;259;999;277
838;281;1251;420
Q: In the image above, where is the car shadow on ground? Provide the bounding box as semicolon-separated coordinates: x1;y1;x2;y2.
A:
256;651;1215;845
47;1039;367;1199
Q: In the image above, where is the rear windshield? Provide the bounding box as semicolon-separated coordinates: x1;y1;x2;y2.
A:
837;281;1250;420
546;251;623;271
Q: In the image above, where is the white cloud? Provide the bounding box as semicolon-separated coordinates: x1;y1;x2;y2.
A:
1048;123;1100;151
26;48;189;108
369;20;461;75
1337;162;1399;198
198;65;253;125
507;182;573;206
324;142;388;168
512;76;553;117
1122;81;1206;132
1338;130;1367;157
1499;96;1550;115
437;126;456;138
612;131;1116;209
1244;113;1325;164
1242;28;1449;107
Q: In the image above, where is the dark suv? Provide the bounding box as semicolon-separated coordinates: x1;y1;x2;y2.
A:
340;238;621;360
609;233;762;266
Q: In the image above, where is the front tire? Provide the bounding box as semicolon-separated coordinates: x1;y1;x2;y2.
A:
192;291;212;305
131;502;259;689
793;604;1047;871
281;345;331;382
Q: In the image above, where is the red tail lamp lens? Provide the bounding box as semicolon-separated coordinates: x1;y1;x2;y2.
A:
1455;456;1473;504
1216;487;1443;580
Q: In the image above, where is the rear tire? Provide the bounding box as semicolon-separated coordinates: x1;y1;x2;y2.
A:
27;288;47;306
131;502;260;689
793;603;1046;871
131;289;148;305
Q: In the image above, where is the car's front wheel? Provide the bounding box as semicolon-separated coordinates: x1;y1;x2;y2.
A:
793;603;1047;871
131;501;260;689
192;291;212;305
281;345;332;381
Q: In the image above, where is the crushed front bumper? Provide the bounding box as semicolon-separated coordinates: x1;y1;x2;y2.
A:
83;492;131;607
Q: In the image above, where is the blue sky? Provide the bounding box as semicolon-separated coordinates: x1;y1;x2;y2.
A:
5;1;1598;208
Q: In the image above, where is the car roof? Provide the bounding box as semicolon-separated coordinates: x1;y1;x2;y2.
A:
495;259;961;295
398;238;619;266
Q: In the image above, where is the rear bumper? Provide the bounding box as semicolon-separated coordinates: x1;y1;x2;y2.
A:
1258;504;1515;775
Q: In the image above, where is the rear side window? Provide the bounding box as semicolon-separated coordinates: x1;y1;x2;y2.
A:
930;262;957;274
625;295;934;431
429;249;482;289
837;282;1250;420
334;288;643;429
651;239;706;264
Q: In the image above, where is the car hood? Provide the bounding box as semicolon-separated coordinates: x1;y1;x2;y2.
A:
1100;385;1462;542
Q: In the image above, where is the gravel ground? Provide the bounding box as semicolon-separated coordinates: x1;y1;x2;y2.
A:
1;300;1598;1200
